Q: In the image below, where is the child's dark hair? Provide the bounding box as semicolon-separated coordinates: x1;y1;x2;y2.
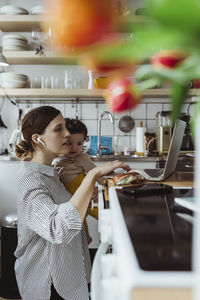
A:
65;118;88;141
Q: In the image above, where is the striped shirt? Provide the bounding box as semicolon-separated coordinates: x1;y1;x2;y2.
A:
14;161;91;300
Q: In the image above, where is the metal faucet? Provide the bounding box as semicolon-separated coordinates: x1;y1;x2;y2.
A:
97;111;114;156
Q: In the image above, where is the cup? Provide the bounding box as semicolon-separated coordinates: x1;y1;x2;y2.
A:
31;76;41;88
50;75;60;88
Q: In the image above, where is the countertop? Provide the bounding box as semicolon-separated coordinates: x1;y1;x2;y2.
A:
107;175;194;300
161;172;194;187
0;154;162;162
0;153;194;162
105;172;194;201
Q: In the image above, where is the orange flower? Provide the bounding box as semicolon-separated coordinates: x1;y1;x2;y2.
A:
46;0;116;49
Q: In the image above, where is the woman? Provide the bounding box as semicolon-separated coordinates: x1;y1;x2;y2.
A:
14;106;130;300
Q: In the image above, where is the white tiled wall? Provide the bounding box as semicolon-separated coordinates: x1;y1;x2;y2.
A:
1;98;193;153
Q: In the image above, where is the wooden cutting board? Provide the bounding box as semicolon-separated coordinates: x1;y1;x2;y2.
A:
104;178;148;201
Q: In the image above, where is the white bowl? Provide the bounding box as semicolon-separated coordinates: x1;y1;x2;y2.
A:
3;34;28;43
30;5;46;15
0;73;29;81
0;80;29;88
3;46;29;51
0;5;29;15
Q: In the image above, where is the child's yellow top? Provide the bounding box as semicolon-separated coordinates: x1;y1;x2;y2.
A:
64;172;86;194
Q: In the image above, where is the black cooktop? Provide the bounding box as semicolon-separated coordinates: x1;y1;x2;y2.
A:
116;186;193;271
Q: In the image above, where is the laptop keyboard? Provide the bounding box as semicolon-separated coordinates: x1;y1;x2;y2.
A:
143;168;163;178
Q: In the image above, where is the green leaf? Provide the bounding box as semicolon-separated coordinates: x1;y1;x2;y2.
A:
87;25;185;64
135;64;159;80
146;0;200;33
135;63;188;85
191;97;200;138
171;83;189;124
137;78;162;91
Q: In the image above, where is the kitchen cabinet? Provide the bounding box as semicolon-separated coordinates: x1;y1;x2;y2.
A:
0;160;24;218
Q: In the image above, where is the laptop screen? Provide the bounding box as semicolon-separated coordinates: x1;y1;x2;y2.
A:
163;119;186;179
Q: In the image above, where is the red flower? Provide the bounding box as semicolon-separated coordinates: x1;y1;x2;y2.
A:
151;50;186;69
104;78;141;112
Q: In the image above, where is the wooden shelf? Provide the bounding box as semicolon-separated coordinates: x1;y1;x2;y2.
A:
0;14;149;32
0;88;104;98
3;51;77;65
0;15;50;32
0;88;199;99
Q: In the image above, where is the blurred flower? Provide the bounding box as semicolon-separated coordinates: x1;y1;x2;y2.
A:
46;0;118;49
151;50;187;70
104;78;141;112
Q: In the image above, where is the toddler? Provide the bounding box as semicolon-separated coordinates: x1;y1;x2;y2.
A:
53;118;104;244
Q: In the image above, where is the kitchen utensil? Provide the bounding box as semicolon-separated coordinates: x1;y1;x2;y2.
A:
180;114;194;151
155;111;172;153
9;129;21;154
118;115;135;133
0;115;7;154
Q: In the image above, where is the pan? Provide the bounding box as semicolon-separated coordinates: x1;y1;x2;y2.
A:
118;115;135;133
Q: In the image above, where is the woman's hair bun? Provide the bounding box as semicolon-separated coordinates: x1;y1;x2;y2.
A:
15;139;33;160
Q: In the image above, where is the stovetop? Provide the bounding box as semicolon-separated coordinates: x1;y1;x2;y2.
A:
116;188;193;271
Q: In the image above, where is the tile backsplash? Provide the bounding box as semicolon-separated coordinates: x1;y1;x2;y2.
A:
0;62;194;153
11;98;192;153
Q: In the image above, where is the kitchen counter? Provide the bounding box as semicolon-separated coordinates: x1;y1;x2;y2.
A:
110;184;194;300
130;287;192;300
0;153;194;164
0;154;162;162
90;154;162;162
0;154;19;161
104;172;194;201
162;171;194;187
95;172;194;300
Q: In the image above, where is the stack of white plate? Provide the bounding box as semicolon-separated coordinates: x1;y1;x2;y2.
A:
0;5;29;15
0;73;30;88
30;5;46;15
2;35;29;51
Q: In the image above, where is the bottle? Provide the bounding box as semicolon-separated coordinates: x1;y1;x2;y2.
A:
88;70;94;89
64;70;73;89
135;121;145;156
124;146;131;156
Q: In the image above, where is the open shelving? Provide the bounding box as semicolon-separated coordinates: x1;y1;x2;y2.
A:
2;51;77;65
0;88;199;99
0;14;149;32
0;15;49;31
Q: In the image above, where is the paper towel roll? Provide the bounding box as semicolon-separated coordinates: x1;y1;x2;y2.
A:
136;127;145;153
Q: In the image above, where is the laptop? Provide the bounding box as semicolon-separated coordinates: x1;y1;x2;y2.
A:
131;119;186;181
